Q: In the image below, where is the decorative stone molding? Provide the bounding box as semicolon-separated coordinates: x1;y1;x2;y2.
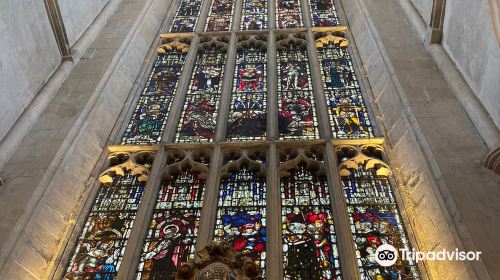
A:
174;241;262;280
484;147;500;173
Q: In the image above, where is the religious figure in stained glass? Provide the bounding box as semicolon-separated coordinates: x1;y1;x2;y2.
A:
241;0;268;30
176;40;228;142
227;39;267;141
170;0;204;33
276;0;303;29
122;41;189;144
137;150;209;279
337;145;420;280
277;39;319;139
64;152;154;280
316;34;374;138
280;148;342;279
309;0;340;27
205;0;235;31
214;150;267;275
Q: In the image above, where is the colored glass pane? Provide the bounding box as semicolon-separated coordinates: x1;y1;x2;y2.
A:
277;44;319;139
341;162;420;279
317;40;374;138
226;46;267;141
276;0;303;29
64;160;152;279
309;0;340;27
214;167;267;273
121;49;187;144
136;170;206;279
205;0;236;31
281;164;342;279
176;47;227;142
240;0;268;30
170;0;204;33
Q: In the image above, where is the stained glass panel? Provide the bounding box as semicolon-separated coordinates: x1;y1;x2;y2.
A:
136;170;206;279
240;0;268;30
205;0;236;31
281;164;341;279
226;45;267;141
122;48;187;144
214;166;267;273
276;0;303;29
176;46;227;142
277;44;319;139
64;153;153;279
170;0;204;33
318;39;373;138
339;151;420;280
308;0;341;27
317;39;374;138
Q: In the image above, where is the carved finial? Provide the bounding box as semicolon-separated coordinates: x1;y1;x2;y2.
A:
174;241;262;280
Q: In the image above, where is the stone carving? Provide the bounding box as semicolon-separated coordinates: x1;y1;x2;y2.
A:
173;241;262;280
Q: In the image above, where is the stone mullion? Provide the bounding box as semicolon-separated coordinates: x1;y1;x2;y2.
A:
300;0;313;28
116;146;166;279
267;30;278;139
266;142;282;278
196;0;213;33
214;33;238;142
160;34;200;143
233;0;244;32
196;144;222;249
325;142;361;280
268;0;276;29
305;29;333;140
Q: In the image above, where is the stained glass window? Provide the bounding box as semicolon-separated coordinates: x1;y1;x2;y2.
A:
277;43;319;139
176;44;227;143
276;0;303;29
308;0;341;27
170;0;203;33
280;150;341;279
121;43;189;144
136;166;207;279
226;43;267;141
338;147;420;280
240;0;268;30
205;0;236;31
316;37;374;138
64;152;154;280
214;152;267;274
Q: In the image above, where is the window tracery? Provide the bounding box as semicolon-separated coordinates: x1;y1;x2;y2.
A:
315;32;374;138
279;145;342;279
226;36;268;141
64;151;155;280
214;148;268;275
276;0;304;29
205;0;236;31
277;34;319;140
136;148;211;279
337;144;420;280
176;37;229;143
121;39;190;144
241;0;268;30
170;0;204;33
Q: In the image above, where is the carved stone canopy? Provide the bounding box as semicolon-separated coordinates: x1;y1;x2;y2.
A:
174;241;262;280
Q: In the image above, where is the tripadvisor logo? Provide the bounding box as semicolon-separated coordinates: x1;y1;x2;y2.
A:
375;243;482;266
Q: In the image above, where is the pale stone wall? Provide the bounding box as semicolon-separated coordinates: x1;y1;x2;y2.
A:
409;0;433;23
442;0;500;129
0;0;61;147
0;0;173;278
59;0;111;47
341;0;499;278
